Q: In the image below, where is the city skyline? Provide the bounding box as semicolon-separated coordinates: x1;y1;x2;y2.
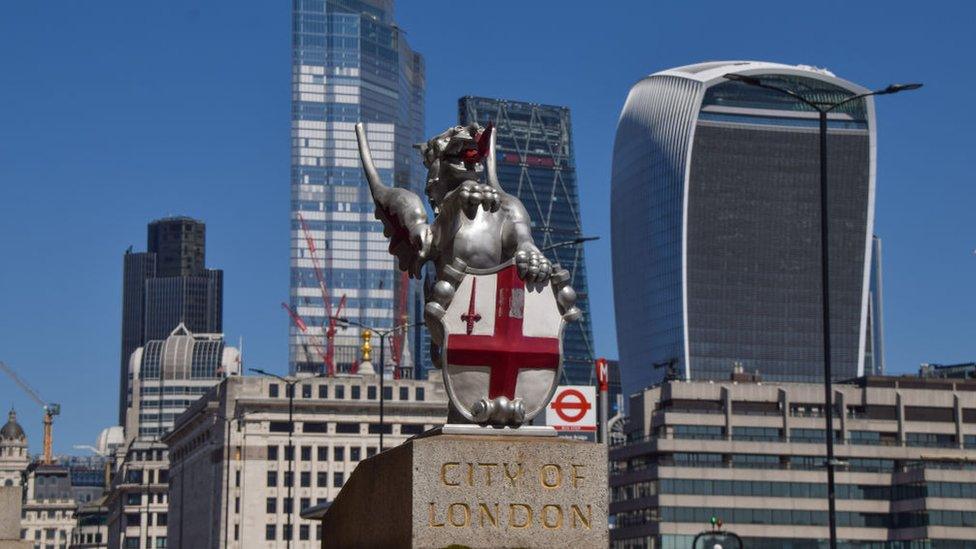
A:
1;1;973;453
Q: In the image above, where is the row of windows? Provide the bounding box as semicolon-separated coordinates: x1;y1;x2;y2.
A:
267;421;424;436
657;424;971;448
267;470;343;489
614;505;974;529
268;382;424;402
617;453;904;474
265;523;322;541
613;478;976;501
267;444;378;462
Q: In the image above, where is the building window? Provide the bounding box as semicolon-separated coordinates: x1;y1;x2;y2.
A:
906;432;956;448
235;470;241;487
301;446;312;461
334;447;345;461
284;472;293;487
127;493;141;505
269;384;279;398
304;421;328;433
317;447;328;461
415;387;425;401
157;513;167;526
283;497;293;513
399;387;409;401
732;426;782;442
367;386;377;400
265;525;275;541
266;498;276;513
270;421;291;433
401;424;424;436
285;384;294;399
367;446;377;458
368;423;392;435
283;524;293;541
382;387;392;400
318;385;328;399
351;386;361;399
334;385;345;399
125;513;140;527
284;445;294;461
317;472;328;487
302;384;312;398
301;472;311;487
334;472;344;487
335;422;358;434
300;525;310;540
300;497;310;512
350;447;361;462
267;471;277;487
267;445;278;460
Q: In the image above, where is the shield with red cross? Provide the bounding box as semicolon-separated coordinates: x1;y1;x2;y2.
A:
439;261;565;423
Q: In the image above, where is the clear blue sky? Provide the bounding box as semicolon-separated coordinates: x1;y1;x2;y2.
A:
1;1;973;454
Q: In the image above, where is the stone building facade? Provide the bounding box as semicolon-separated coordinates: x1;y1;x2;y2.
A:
164;371;447;548
610;375;976;548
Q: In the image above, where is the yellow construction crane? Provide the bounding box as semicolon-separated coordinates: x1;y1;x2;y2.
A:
0;361;60;464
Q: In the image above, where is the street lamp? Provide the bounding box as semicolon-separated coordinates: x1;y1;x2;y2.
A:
216;409;257;549
249;368;325;549
541;235;600;252
723;72;921;549
329;317;421;452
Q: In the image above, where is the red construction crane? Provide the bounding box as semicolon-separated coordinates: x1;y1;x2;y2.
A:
391;271;410;379
294;212;348;375
282;302;329;367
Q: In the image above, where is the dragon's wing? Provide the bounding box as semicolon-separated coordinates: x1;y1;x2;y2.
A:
355;122;432;278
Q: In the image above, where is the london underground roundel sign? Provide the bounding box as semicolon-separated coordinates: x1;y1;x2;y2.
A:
546;385;597;431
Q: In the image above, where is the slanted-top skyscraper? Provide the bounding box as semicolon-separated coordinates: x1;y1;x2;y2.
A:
459;96;595;384
289;0;426;376
119;216;222;423
611;61;880;398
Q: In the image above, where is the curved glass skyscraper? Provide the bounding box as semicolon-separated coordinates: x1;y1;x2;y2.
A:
611;61;878;398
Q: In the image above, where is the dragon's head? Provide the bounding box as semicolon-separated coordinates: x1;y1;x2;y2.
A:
418;123;494;212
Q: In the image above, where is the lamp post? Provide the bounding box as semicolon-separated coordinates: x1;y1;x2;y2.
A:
540;235;600;252
723;73;921;549
217;409;257;549
329;317;421;451
250;368;325;549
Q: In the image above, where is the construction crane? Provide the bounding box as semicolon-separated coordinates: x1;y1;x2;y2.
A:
0;361;60;464
295;212;347;375
282;302;330;369
391;271;410;379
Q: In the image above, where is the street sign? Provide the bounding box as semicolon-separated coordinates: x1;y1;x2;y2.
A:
546;385;597;431
595;358;609;392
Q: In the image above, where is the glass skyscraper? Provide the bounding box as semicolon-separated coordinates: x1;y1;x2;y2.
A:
119;217;223;424
459;96;596;385
611;61;878;398
290;0;426;375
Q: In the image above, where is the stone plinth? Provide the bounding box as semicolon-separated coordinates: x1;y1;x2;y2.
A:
320;432;608;548
0;487;29;549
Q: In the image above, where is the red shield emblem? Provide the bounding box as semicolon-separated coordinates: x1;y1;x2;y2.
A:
438;262;564;423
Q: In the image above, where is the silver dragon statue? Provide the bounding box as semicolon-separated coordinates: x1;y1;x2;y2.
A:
355;122;580;428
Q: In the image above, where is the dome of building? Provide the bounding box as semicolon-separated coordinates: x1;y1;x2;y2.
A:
95;426;124;456
1;409;26;441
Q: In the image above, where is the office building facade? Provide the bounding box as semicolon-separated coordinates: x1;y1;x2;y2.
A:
459;96;596;385
289;0;427;376
865;236;886;376
119;217;223;423
610;376;976;548
163;372;447;548
124;323;241;440
611;61;878;397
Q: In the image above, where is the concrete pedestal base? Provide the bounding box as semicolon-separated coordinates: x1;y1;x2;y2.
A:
320;432;608;548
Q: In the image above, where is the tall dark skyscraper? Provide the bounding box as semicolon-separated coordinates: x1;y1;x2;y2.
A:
289;0;427;376
118;217;223;423
611;61;878;398
459;96;596;385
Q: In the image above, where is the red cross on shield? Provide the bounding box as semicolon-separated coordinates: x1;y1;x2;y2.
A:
439;262;565;423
